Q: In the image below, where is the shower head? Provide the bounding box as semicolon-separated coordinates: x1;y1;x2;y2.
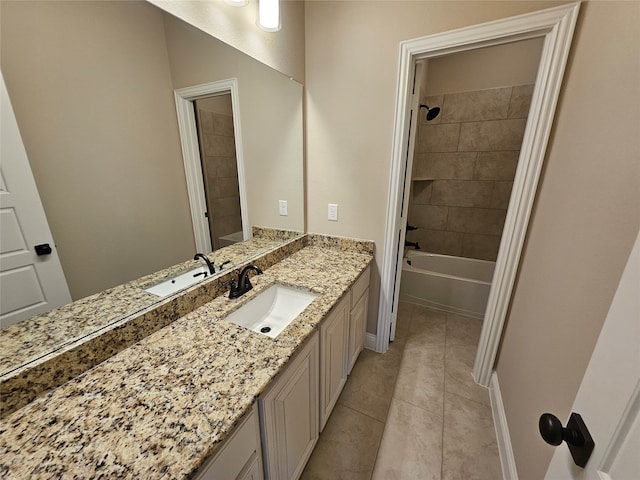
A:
419;104;441;121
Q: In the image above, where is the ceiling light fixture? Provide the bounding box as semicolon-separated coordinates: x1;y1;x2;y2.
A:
258;0;280;32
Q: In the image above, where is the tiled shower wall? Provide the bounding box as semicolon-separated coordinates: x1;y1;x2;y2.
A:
197;108;242;251
406;85;534;261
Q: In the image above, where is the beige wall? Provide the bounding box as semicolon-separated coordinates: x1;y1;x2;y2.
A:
305;0;639;477
424;38;544;96
495;3;640;478
1;1;195;300
305;0;564;336
162;12;305;233
148;0;306;82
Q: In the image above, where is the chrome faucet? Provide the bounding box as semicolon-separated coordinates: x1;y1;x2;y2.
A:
229;264;263;299
194;253;215;275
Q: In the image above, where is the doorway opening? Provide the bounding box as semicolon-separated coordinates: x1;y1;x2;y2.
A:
193;94;243;251
174;79;250;254
376;3;580;387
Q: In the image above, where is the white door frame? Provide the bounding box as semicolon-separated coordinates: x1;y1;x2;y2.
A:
376;3;580;387
174;79;250;253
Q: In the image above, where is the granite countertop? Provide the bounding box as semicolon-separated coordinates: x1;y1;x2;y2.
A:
0;244;372;479
1;230;299;377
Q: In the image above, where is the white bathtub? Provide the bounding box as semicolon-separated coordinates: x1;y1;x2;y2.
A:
399;251;496;319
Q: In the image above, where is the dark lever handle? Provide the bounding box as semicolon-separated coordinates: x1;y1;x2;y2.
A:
35;244;52;256
539;412;594;468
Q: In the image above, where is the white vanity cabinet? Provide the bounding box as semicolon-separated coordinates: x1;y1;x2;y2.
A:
259;332;319;480
193;403;263;480
348;265;370;374
319;294;350;430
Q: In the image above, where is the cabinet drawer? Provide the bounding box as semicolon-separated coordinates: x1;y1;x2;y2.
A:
194;404;261;480
350;265;370;307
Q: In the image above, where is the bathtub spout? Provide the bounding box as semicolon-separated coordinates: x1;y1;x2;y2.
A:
405;240;421;250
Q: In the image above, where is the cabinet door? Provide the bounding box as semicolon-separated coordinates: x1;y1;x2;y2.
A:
348;288;369;374
238;455;262;480
259;333;319;480
194;404;262;480
320;295;349;430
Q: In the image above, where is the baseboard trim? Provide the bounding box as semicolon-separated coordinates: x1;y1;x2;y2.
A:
490;371;518;480
364;333;377;351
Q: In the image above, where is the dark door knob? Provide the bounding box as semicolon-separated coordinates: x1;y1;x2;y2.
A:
34;244;52;256
539;412;594;468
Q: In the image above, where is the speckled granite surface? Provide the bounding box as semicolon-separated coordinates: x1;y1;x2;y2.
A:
0;241;372;479
0;233;305;418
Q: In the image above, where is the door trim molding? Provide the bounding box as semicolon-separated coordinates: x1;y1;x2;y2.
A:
376;3;580;387
174;79;250;253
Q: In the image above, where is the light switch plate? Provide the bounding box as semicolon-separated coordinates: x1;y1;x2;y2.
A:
279;200;288;216
328;203;338;221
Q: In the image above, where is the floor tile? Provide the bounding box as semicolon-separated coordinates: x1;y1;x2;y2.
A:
301;404;384;480
442;392;501;480
394;302;414;341
444;344;490;406
372;397;443;480
338;341;405;422
393;341;445;415
407;306;447;346
445;313;483;346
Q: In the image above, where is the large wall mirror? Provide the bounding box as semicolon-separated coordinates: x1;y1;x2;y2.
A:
0;0;304;372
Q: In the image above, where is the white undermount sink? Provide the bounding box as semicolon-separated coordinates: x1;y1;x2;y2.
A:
224;284;317;338
144;266;209;298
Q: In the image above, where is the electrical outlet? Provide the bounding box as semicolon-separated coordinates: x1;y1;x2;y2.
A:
328;203;338;221
279;200;288;216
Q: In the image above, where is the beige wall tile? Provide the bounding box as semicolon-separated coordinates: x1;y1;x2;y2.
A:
411;180;433;205
458;118;526;151
218;175;240;197
490;181;514;209
474;151;519;181
210;196;241;219
416;123;461;153
203;134;236;157
441;87;511;123
447;207;506;235
198;109;214;135
413;152;477;180
508;84;535;118
204;175;221;199
417;229;463;256
431;180;493;208
212;112;234;137
410;205;449;230
211;214;242;238
461;233;501;260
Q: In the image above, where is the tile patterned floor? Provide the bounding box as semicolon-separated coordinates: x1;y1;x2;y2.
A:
301;302;501;480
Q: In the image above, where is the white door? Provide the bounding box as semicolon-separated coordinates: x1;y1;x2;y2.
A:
545;229;640;479
0;72;71;328
388;61;425;342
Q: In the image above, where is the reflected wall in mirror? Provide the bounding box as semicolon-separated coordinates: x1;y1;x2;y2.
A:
0;0;303;301
0;0;304;375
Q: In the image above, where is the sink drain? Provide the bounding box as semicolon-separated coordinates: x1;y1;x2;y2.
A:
260;326;271;334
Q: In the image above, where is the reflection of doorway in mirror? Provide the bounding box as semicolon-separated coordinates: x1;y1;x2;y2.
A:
194;95;243;251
